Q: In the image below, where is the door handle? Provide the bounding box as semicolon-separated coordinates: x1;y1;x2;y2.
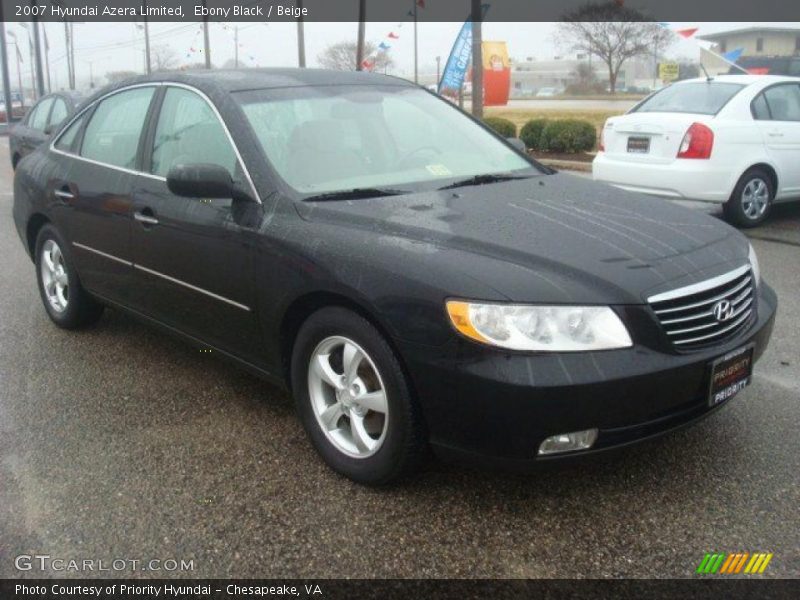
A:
54;187;75;201
134;210;159;226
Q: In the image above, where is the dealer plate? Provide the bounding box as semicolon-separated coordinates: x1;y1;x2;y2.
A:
627;136;650;153
708;344;754;408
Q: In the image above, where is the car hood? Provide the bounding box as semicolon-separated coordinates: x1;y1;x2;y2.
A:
295;173;749;305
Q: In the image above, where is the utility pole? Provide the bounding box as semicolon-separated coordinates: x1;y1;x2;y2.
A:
470;0;483;118
144;19;151;74
202;0;211;68
413;0;418;83
435;55;441;87
234;25;239;68
356;0;366;70
6;32;24;108
42;24;51;92
296;0;305;67
0;24;14;122
32;20;45;97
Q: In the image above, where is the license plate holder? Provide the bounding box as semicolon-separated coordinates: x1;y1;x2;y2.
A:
627;136;651;153
708;344;754;408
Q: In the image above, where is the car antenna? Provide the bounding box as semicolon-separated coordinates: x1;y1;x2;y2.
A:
700;62;713;82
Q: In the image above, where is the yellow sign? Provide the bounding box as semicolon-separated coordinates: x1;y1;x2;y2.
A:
659;62;679;82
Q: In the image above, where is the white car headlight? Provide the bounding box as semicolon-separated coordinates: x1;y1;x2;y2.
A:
748;243;760;288
446;301;633;351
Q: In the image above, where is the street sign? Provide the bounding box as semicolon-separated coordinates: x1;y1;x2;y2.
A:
659;62;680;82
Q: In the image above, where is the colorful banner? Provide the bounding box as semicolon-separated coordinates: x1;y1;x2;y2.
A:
438;19;473;96
481;41;510;106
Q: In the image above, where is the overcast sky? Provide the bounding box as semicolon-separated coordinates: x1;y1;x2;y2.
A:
3;21;797;90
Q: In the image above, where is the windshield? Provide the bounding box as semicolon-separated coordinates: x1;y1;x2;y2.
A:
632;82;745;115
235;85;538;196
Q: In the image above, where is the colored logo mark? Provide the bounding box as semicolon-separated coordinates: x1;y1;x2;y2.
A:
696;552;773;574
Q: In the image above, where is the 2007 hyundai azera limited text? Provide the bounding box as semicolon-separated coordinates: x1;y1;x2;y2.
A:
13;70;776;484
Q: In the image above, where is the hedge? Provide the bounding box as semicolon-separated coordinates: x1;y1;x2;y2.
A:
519;118;549;151
519;118;596;153
483;116;517;138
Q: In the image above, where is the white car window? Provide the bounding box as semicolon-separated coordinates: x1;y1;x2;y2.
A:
762;84;800;122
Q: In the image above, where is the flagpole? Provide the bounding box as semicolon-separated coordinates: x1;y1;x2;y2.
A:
356;0;365;71
296;0;306;67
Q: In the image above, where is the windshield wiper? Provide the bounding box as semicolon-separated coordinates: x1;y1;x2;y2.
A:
303;187;408;202
438;173;532;191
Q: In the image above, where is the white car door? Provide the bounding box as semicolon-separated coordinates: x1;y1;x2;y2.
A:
753;82;800;197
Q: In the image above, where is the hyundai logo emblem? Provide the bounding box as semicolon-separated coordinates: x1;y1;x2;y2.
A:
712;299;735;323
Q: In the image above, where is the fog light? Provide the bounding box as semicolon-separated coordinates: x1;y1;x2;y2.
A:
538;429;598;455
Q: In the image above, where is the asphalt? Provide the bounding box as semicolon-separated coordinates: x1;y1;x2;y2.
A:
0;140;798;579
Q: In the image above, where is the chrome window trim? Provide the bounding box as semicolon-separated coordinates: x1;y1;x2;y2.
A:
647;264;751;304
72;241;251;313
49;81;261;202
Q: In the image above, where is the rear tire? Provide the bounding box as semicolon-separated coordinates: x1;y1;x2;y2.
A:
724;168;774;228
35;224;104;329
291;307;426;485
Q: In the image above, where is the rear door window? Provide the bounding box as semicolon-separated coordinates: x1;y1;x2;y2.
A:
632;82;744;115
751;94;771;120
81;87;155;169
48;98;69;129
762;84;800;121
29;97;54;131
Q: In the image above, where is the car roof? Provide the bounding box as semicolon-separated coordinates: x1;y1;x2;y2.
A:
674;74;800;86
87;68;414;101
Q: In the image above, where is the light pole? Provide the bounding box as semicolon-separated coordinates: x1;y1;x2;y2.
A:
412;0;418;83
202;0;211;68
6;32;25;108
31;18;45;96
356;0;366;70
471;0;484;118
0;24;14;121
296;0;306;67
436;55;441;88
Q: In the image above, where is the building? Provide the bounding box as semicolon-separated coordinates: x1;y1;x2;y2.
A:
698;26;800;75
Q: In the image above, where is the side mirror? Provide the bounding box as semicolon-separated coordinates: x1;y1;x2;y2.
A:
507;137;527;153
166;163;233;199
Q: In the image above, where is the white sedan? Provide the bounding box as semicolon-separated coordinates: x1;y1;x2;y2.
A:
593;75;800;227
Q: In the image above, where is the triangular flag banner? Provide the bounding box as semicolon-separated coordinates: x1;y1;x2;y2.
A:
675;28;698;38
388;32;399;39
378;42;390;50
722;48;744;63
406;9;413;17
416;0;426;8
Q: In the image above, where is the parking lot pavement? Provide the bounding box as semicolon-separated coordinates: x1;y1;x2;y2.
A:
0;139;798;580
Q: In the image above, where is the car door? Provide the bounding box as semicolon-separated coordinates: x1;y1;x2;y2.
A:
129;85;264;361
753;83;800;197
50;85;158;303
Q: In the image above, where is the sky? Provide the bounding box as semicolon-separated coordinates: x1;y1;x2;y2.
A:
2;21;797;91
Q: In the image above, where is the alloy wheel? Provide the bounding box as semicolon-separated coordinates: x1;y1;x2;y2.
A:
40;239;69;313
307;336;389;458
741;178;769;220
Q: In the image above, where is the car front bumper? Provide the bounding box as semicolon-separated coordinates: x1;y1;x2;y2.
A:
592;153;735;203
398;283;777;467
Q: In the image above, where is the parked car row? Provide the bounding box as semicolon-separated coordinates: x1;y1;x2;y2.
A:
593;75;800;227
12;69;775;484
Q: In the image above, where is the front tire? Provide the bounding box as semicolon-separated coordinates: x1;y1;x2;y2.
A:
291;307;426;485
35;224;104;329
724;168;774;228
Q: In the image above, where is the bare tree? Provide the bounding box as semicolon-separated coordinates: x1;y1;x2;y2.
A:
556;1;672;94
317;41;393;71
151;44;179;72
105;70;139;84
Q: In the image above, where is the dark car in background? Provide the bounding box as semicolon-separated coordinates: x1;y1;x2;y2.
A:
12;70;776;485
9;91;82;169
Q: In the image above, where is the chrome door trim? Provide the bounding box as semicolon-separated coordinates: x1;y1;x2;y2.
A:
72;242;133;266
72;242;251;313
133;264;251;312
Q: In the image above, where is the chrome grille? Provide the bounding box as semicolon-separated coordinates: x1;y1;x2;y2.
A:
648;265;755;350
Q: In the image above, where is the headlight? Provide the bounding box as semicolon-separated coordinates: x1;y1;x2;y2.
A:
446;301;633;351
748;243;760;288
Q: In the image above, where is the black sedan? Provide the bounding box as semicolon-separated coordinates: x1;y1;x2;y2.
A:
10;91;82;169
12;70;776;484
